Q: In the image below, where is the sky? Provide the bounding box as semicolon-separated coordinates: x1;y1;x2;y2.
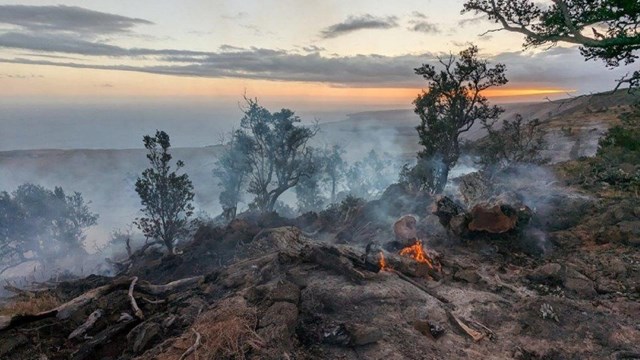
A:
0;0;634;110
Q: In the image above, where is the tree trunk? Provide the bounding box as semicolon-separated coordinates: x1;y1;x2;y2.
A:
434;165;450;194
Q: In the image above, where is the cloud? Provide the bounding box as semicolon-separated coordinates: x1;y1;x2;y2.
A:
301;45;326;53
458;15;488;27
411;11;428;19
320;14;398;39
0;32;211;57
408;21;440;34
0;5;152;35
0;44;631;93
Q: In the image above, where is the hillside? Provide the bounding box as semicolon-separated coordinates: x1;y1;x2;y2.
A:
0;90;635;246
317;90;635;160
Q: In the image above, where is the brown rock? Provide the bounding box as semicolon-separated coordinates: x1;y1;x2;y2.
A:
468;204;517;233
346;323;383;346
528;263;563;284
393;215;418;243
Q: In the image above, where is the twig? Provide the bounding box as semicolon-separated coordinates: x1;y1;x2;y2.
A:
389;269;451;305
128;277;144;320
68;309;103;340
179;329;202;360
447;311;485;342
140;296;166;305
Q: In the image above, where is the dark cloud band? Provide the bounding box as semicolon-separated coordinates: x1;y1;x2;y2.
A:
320;15;398;39
0;5;152;35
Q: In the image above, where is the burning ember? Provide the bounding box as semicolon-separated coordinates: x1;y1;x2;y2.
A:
399;240;438;270
378;251;390;271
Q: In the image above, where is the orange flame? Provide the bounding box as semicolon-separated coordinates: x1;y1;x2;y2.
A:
378;251;390;271
399;240;436;269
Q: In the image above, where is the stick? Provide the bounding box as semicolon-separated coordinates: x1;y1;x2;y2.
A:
390;269;451;305
68;309;103;340
141;296;166;304
128;277;144;320
447;311;485;342
179;329;202;360
137;276;204;296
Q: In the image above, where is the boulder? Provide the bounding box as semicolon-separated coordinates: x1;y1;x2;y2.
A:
393;215;418;244
468;204;518;234
433;196;532;237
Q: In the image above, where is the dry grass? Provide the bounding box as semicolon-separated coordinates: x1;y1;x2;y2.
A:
192;296;264;360
155;296;264;360
0;293;60;316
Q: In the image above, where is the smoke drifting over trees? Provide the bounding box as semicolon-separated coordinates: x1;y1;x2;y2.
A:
0;184;98;275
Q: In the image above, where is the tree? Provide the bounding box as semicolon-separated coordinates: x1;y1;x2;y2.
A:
412;45;508;193
322;144;346;204
0;184;98;275
213;131;252;221
135;130;195;254
345;150;396;199
462;0;640;89
295;150;327;213
239;98;318;213
478;114;549;168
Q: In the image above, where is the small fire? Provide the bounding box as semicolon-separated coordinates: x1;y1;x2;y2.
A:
378;251;390;271
399;240;437;270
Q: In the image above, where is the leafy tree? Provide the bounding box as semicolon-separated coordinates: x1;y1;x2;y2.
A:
295;150;327;213
238;98;318;212
478;114;549;168
345;150;396;199
412;45;507;193
135;130;195;254
0;184;98;275
462;0;640;89
322;144;346;204
213;131;252;221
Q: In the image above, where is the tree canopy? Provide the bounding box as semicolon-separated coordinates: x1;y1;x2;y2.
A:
413;45;508;193
463;0;640;89
135;130;195;254
0;184;98;275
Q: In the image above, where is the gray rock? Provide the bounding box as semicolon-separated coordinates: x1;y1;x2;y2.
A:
454;269;481;284
563;268;596;298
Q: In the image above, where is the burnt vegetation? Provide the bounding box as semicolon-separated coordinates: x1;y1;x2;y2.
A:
0;2;639;360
